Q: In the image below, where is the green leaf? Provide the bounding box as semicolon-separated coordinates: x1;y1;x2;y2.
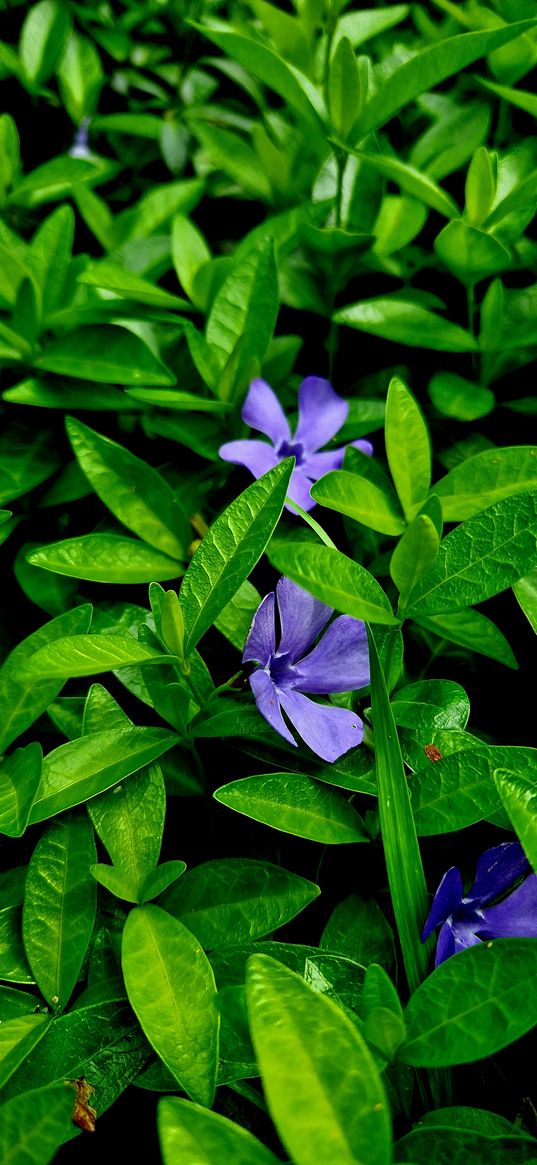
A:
35;325;176;385
433;446;537;521
0;426;60;506
0;985;40;1022
159;858;320;949
321;894;395;969
328;38;363;141
139;862;186;904
77;261;191;311
23;812;96;1009
311;469;405;535
88;765;166;897
367;627;430;994
122;904;219;1106
28;205;74;318
494;769;537;874
172;214;212;308
0;744;43;838
28;725;179;824
334;297;477;352
391;514;440;606
269;542;398;624
19;633;175;679
337;5;409;49
0;1082;74;1165
356;21;537;136
191;121;272;200
396;1123;537;1164
0;1013;51;1089
57;31;103;124
206;238;279;398
214;774;368;844
246;954;392;1165
180;459;293;655
391;679;470;732
0;603;92;754
158;1096;281;1165
412;609;518;669
214;578;261;650
385;377;431;521
400;939;537;1067
19;0;71;89
27;534;184;584
410;745;537;835
513;566;537;634
478;75;537;119
347;150;458;218
406;491;537;615
435;219;510;282
428;372;494;422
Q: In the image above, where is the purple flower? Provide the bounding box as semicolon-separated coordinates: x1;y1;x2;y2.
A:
219;376;373;512
243;577;370;763
422;841;537;965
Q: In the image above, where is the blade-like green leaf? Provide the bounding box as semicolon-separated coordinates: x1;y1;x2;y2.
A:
88;764;166;895
19;0;71;89
346;150;458;217
20;633;173;679
400;939;537;1067
0;426;60;506
158;1096;281;1165
412;609;518;669
0;1082;74;1165
180;459;293;655
77;261;191;310
28;725;179;824
35;325;176;385
159;858;320;949
22;812;97;1009
27;534;183;584
246;953;392;1165
433;446;537;521
206;238;279;398
214;773;368;844
122;904;219;1106
385;377;431;521
513;566;537;634
66;417;190;559
0;743;42;838
269;541;398;624
311;469;405;535
494;769;537;874
391;515;440;607
0;1013;51;1089
406;491;537;615
334;297;477;352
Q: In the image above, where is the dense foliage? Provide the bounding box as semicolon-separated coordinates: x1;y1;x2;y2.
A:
1;1;537;1162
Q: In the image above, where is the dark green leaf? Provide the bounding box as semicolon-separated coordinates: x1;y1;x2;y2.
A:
0;744;42;838
158;1096;281;1165
412;609;518;668
214;773;368;844
494;769;537;874
35;325;176;385
269;542;398;624
0;1083;74;1165
335;297;477;352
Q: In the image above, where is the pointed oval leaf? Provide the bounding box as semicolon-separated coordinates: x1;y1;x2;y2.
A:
494;769;537;874
158;1096;282;1165
0;743;43;838
269;541;398;624
433;446;537;521
20;633;171;680
334;298;477;352
181;459;293;655
0;1082;74;1165
89;765;166;888
246;953;392;1165
385;377;431;521
312;469;405;535
410;745;537;835
0;1013;51;1089
35;325;176;385
27;534;183;584
122;905;219;1106
412;609;518;669
214;774;368;844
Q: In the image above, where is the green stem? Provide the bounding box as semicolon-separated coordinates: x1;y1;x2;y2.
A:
285;497;338;549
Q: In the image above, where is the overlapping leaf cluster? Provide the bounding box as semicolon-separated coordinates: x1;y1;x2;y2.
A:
1;1;537;1162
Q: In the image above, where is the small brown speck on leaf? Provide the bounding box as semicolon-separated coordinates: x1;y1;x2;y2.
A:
65;1078;97;1133
424;743;443;762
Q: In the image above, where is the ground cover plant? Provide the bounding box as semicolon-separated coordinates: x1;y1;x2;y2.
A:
1;0;537;1161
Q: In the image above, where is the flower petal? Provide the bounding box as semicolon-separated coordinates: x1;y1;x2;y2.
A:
249;668;296;748
243;592;276;667
435;915;482;966
219;439;280;480
421;865;463;942
478;873;537;940
468;841;530;906
294;614;370;694
277;688;362;762
276;577;332;661
352;439;374;457
294;377;349;453
241;378;291;445
303;449;347;477
286;466;317;512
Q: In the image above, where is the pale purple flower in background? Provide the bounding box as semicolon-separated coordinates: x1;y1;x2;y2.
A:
422;840;537;965
243;577;370;763
219;376;373;511
69;118;91;159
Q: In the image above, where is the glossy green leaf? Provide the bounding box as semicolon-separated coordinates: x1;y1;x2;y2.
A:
57;30;103;124
28;205;74;317
391;515;440;606
88;764;166;896
396;1122;537;1164
192;121;271;200
410;745;537;835
0;426;60;506
356;21;537;135
406;491;537;615
20;633;172;679
77;261;191;311
122;904;219;1106
435;219;510;282
368;627;430;994
321;894;395;969
311;469;405;535
0;743;42;838
400;939;537;1067
160;858;319;949
269;541;398;624
27;534;184;584
433;447;537;521
513;566;537;634
412;608;518;668
66;417;189;559
172;214;211;308
35;325;175;385
0;1013;51;1089
28;725;179;824
385;377;431;521
158;1096;281;1165
391;679;470;732
213;578;261;650
19;0;71;89
23;812;96;1009
180;459;293;655
214;773;368;844
0;985;39;1022
334;296;477;352
0;604;92;754
0;1082;74;1165
246;953;391;1165
494;769;537;874
348;150;458;218
428;372;494;422
206;238;278;398
139;862;187;904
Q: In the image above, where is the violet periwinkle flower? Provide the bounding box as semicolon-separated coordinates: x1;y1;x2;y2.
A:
243;577;370;763
219;376;373;512
422;841;537;965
